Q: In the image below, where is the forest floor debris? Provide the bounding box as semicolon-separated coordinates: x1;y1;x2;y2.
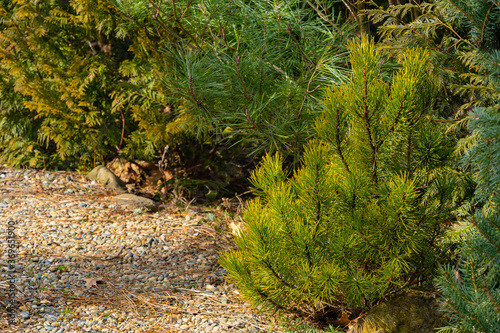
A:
0;165;279;333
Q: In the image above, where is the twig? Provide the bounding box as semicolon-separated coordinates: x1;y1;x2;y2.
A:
142;0;199;50
118;107;125;155
305;0;341;32
175;288;217;297
171;0;203;50
184;197;196;212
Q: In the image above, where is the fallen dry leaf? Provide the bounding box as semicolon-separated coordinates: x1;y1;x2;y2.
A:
332;312;351;327
229;221;242;236
83;276;104;289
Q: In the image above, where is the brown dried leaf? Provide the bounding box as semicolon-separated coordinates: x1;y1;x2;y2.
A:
332;313;351;327
229;221;242;236
83;276;104;289
453;269;463;285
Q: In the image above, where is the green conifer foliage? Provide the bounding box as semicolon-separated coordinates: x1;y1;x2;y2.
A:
434;3;500;328
364;0;500;119
220;36;459;324
112;0;353;158
366;2;500;331
0;0;133;168
436;107;500;333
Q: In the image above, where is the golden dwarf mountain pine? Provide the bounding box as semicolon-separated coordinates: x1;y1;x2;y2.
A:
219;36;463;326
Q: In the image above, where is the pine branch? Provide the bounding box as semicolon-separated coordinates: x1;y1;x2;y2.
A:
470;215;500;251
143;0;200;50
483;286;500;314
361;68;378;185
335;105;350;173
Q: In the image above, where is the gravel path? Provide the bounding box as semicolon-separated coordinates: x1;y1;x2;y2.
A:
0;165;276;333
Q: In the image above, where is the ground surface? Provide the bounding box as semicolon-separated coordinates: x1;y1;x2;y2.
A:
0;165;279;333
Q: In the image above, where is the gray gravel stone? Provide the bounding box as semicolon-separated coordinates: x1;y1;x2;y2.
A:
19;311;31;319
0;165;268;333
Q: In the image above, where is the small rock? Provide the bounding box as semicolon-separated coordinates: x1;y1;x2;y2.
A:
347;290;446;333
44;313;58;321
87;166;127;193
113;193;156;211
19;311;30;319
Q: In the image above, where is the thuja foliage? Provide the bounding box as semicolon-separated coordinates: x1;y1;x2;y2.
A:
0;0;200;169
220;36;463;324
363;0;500;119
436;107;500;333
0;0;133;168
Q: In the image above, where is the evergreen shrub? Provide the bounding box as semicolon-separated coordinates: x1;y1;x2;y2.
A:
112;0;353;159
220;36;461;325
0;0;133;168
436;107;500;333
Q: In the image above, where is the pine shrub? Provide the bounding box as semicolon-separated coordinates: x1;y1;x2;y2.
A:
112;0;353;158
220;36;461;324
